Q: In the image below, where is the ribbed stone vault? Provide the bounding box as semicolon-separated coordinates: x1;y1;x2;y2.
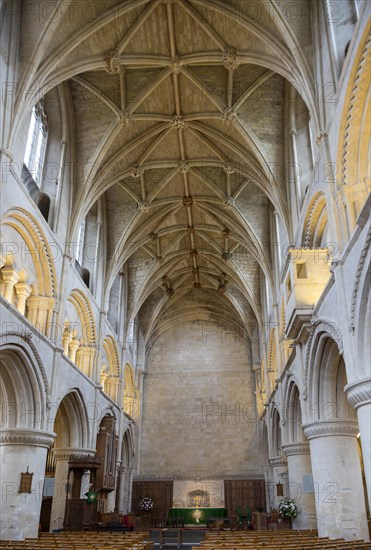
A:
14;0;317;349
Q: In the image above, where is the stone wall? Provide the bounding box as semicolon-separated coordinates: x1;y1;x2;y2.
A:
140;320;264;479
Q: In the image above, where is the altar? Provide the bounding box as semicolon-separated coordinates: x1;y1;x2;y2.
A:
168;507;227;525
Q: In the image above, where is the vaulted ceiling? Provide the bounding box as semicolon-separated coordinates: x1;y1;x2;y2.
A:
16;0;316;349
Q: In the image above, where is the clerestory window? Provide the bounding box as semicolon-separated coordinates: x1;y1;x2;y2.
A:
24;101;48;186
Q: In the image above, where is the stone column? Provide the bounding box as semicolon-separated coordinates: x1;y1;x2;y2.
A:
49;448;72;532
121;467;133;513
0;428;55;540
346;377;371;512
268;457;288;510
117;467;126;513
282;442;317;530
1;268;19;302
14;282;31;315
303;420;369;541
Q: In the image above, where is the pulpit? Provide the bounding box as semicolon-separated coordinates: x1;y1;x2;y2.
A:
64;453;102;531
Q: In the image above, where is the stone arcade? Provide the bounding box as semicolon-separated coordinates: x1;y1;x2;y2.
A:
0;0;370;542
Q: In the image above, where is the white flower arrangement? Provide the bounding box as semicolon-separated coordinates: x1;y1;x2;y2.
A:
138;496;154;514
278;497;298;519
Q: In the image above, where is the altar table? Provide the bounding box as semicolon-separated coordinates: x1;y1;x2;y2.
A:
168;507;227;525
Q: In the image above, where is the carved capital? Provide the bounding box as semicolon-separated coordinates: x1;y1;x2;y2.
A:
345;377;371;410
282;442;310;457
268;456;287;467
0;428;55;448
303;420;359;440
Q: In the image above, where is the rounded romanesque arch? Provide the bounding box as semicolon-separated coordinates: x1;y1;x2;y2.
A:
0;340;49;431
52;389;91;450
100;336;121;402
62;289;97;378
337;28;371;238
123;363;136;419
302;192;329;248
0;208;59;336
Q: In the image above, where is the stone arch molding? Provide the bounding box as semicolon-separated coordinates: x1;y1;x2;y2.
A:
303;318;343;403
0;333;51;431
350;225;371;331
337;27;371;235
0;207;58;298
281;372;302;428
52;388;91;450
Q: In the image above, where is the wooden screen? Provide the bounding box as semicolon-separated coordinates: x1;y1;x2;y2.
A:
96;416;118;491
132;480;173;518
224;479;266;517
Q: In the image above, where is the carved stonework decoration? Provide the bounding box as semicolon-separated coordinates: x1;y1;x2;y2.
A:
345;377;371;409
315;131;328;146
187;225;195;234
303;420;359;440
224;196;235;210
118;112;131;127
178;162;190;174
282;442;310;457
223;48;240;70
222;108;237;123
0;428;55;448
222;228;230;237
172;115;185;129
222;251;231;261
171;55;181;74
150;232;158;241
303;317;343;399
350;227;371;330
138;201;149;213
182;195;193;206
223;164;235;175
130;166;142;178
0;148;14;161
193;281;201;288
190;248;198;256
105;52;122;73
166;287;174;296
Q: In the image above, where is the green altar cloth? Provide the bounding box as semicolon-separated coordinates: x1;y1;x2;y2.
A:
168;508;227;525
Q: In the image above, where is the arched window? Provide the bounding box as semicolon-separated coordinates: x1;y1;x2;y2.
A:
24;101;48;186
